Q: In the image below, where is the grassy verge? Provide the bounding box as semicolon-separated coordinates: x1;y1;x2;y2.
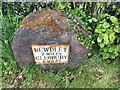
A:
1;12;119;88
2;56;119;88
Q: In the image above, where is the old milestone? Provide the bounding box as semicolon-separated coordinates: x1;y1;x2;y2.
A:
12;10;88;72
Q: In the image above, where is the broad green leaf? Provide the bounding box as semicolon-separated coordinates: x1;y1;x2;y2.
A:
91;41;95;44
97;24;102;28
109;47;114;53
102;22;110;29
99;43;104;48
115;52;118;57
111;54;116;59
87;26;92;30
104;34;109;44
102;29;106;32
88;19;92;23
97;37;102;42
3;62;8;66
103;47;109;52
88;53;91;56
95;29;103;34
102;53;109;59
118;45;120;52
114;47;118;53
92;18;98;22
109;33;115;42
112;5;116;9
118;9;120;13
110;16;118;24
114;26;120;33
81;12;86;18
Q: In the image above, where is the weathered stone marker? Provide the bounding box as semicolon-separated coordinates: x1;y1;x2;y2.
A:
12;10;88;72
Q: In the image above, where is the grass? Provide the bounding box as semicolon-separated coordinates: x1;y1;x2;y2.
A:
1;12;119;88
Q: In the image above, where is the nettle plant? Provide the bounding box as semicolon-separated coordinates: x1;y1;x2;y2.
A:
95;14;120;60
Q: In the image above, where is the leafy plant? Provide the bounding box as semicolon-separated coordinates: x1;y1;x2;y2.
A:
54;2;120;60
95;14;120;60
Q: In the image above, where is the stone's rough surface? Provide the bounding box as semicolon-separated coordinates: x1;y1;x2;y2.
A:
12;10;88;72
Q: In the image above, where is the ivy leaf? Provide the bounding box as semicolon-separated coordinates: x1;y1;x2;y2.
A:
109;33;115;42
110;16;118;24
88;19;92;23
104;33;109;44
92;18;98;22
97;37;102;42
102;22;110;29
